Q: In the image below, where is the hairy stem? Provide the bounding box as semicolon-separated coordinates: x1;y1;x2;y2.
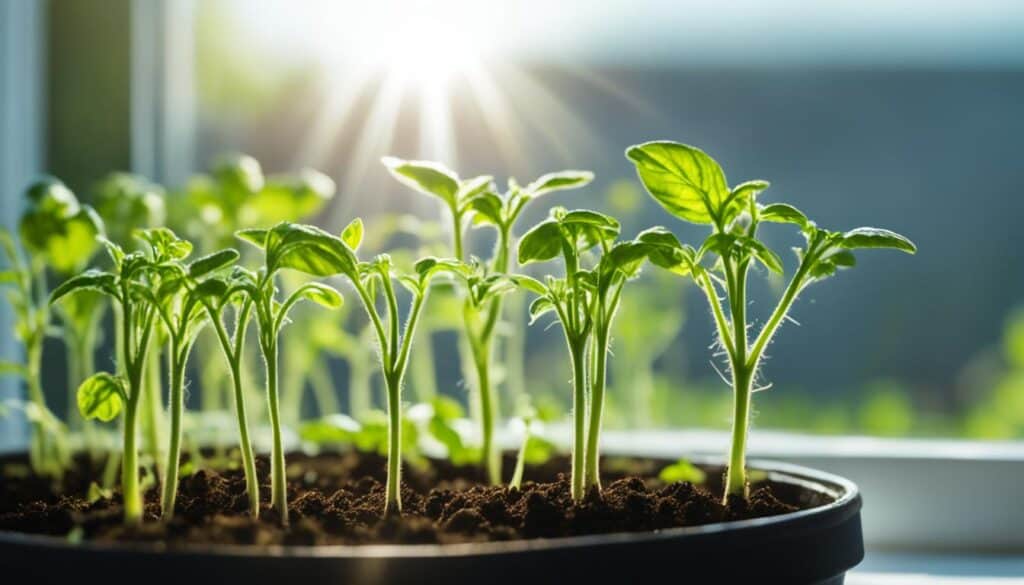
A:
723;365;753;499
585;321;610;491
383;372;402;513
160;347;188;518
263;339;288;526
142;347;165;484
208;308;260;518
472;338;500;484
569;340;588;501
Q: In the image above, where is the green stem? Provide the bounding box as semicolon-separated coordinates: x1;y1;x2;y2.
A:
472;338;500;484
142;347;164;484
264;339;288;526
569;340;588;501
160;347;188;518
585;321;610;491
509;427;529;490
122;391;143;524
723;365;753;499
383;372;402;513
208;306;260;518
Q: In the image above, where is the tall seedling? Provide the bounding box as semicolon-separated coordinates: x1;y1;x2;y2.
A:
383;157;592;484
236;222;347;525
53;228;194;524
626;141;916;500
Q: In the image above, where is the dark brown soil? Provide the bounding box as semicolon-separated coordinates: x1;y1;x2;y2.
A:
0;451;814;546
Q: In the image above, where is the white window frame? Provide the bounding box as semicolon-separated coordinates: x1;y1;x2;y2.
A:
0;0;45;450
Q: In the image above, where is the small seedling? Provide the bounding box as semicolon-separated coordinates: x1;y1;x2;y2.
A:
626;140;916;501
383;156;592;484
0;178;103;478
516;207;655;500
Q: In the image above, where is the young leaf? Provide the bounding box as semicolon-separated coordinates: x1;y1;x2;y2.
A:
190;278;230;299
658;459;707;484
188;249;239;278
467;192;504;227
511;275;547;295
341;218;364;251
236;228;269;249
529;297;556;323
291;282;344;309
77;373;126;422
759;203;808;227
637;226;694;276
523;170;595;198
50;270;117;304
381;157;459;207
458;175;494;201
841;227;917;254
625;141;729;225
262;222;359;278
741;238;784;275
518;220;563;265
134;227;193;261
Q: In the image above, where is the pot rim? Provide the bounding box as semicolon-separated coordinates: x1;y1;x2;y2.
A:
0;456;861;558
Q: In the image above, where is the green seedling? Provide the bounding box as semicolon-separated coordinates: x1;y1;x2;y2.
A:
516;207;655;500
148;247;240;518
53;228;194;524
626;140;916;500
658;459;707;485
236;222;347;525
0;178;103;478
244;218;462;513
383;156;592;484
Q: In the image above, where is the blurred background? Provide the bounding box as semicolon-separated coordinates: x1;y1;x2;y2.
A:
2;0;1024;448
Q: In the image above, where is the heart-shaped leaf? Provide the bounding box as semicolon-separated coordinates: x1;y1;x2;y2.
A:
626;141;729;225
77;373;127;422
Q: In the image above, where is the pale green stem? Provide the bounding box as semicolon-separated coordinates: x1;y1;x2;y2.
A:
160;345;188;519
584;320;611;491
263;338;288;526
142;347;164;484
383;372;403;513
569;340;588;501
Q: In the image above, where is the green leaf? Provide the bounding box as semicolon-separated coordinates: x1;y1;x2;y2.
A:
77;373;126;422
636;226;694;276
511;275;547;295
382;156;459;207
458;175;494;201
292;282;344;309
188;249;239;278
760;203;808;227
92;172;166;247
50;270;117;305
467;192;504;227
190;278;229;299
432;396;465;421
742;238;784;275
830;250;857;267
214;154;264;195
236;228;269;249
262;222;359;278
559;209;620;250
523;435;556;465
341;218;364;251
529;297;556;323
414;256;467;282
517;220;563;265
523;170;594;198
625;141;729;225
841;227;917;254
19;181;104;274
134;227;192;261
299;414;361;444
604;241;650;280
658;459;707;484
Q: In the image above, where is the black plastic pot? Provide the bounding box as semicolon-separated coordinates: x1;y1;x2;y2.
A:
0;458;862;585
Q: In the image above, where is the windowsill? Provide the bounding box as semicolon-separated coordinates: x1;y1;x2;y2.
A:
590;429;1024;553
851;551;1024;583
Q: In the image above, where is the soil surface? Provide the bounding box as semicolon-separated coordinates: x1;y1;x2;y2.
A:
0;451;820;546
